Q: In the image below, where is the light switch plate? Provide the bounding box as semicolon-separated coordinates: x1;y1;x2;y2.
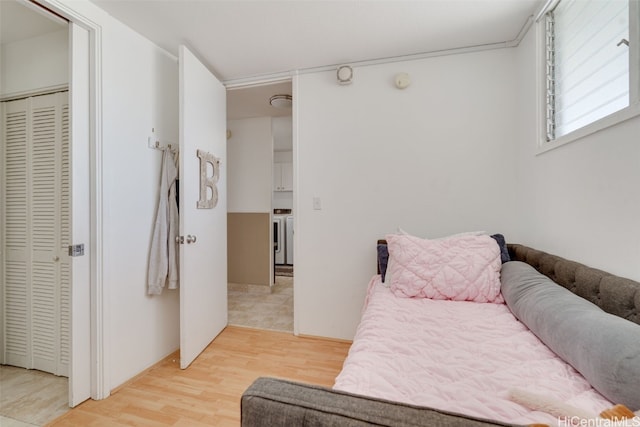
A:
313;197;322;210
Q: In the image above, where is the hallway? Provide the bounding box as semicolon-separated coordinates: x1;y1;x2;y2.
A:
228;275;293;332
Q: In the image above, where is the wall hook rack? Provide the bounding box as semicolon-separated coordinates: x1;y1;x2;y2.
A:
148;136;177;152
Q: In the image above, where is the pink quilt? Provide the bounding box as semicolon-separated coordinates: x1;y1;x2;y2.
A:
333;276;613;425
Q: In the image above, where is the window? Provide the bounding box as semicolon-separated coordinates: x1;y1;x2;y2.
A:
542;0;639;144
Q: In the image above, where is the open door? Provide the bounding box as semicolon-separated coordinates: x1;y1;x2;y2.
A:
178;46;228;369
69;22;92;406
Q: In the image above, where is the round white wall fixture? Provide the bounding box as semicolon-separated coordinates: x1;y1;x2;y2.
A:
395;73;411;89
337;65;353;85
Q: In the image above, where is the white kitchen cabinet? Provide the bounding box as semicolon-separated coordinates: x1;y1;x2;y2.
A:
273;161;293;191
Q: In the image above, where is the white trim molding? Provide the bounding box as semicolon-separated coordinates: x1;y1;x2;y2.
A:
537;102;640;155
36;0;109;402
536;0;640;154
0;85;70;102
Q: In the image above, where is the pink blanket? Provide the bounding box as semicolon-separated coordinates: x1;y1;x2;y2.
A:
333;276;613;425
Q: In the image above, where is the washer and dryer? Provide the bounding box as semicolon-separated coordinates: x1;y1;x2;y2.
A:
273;215;286;265
285;215;294;265
273;209;293;266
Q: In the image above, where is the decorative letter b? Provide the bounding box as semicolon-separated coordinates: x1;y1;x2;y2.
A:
197;149;220;209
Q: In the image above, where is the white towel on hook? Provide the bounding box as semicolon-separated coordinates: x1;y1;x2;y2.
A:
148;147;179;295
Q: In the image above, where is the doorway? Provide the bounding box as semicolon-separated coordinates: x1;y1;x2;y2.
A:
226;80;294;332
0;1;71;424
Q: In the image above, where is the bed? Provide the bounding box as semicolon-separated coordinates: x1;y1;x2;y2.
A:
241;236;640;427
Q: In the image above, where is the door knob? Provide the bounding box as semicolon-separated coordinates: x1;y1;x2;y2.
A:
177;235;197;244
53;256;60;262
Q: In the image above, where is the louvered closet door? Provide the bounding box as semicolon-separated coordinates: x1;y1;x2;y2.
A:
1;92;70;377
3;99;29;370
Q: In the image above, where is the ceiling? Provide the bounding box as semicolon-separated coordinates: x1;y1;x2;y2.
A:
90;0;541;120
90;0;542;83
1;0;542;120
0;0;67;45
227;81;292;120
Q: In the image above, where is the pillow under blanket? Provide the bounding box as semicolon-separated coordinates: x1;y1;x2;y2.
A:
501;261;640;410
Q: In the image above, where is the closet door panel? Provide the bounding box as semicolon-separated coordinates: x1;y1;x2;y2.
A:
31;96;58;257
4;103;28;255
59;263;70;374
30;94;62;374
2;92;69;375
31;263;57;372
4;262;28;367
3;99;30;368
59;101;70;375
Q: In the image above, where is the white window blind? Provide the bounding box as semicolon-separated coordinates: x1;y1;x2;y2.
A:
546;0;630;140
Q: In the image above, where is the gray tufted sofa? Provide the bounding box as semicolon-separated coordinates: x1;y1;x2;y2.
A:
241;244;640;427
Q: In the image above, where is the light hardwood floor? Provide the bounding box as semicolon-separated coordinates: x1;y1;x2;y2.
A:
47;326;351;427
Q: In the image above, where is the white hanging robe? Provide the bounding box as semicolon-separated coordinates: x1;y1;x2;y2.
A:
148;148;179;295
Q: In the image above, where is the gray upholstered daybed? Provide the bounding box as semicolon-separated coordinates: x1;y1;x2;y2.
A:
241;243;640;426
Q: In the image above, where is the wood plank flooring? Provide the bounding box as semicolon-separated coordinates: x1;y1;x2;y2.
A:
47;326;351;427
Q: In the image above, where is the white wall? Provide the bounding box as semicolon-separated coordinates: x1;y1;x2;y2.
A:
56;0;180;391
227;117;273;213
102;18;180;390
273;116;293;151
295;48;520;339
514;25;640;281
273;149;293;210
0;29;68;97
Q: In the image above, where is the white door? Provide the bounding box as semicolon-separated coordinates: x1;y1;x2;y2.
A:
69;22;92;405
178;46;228;369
